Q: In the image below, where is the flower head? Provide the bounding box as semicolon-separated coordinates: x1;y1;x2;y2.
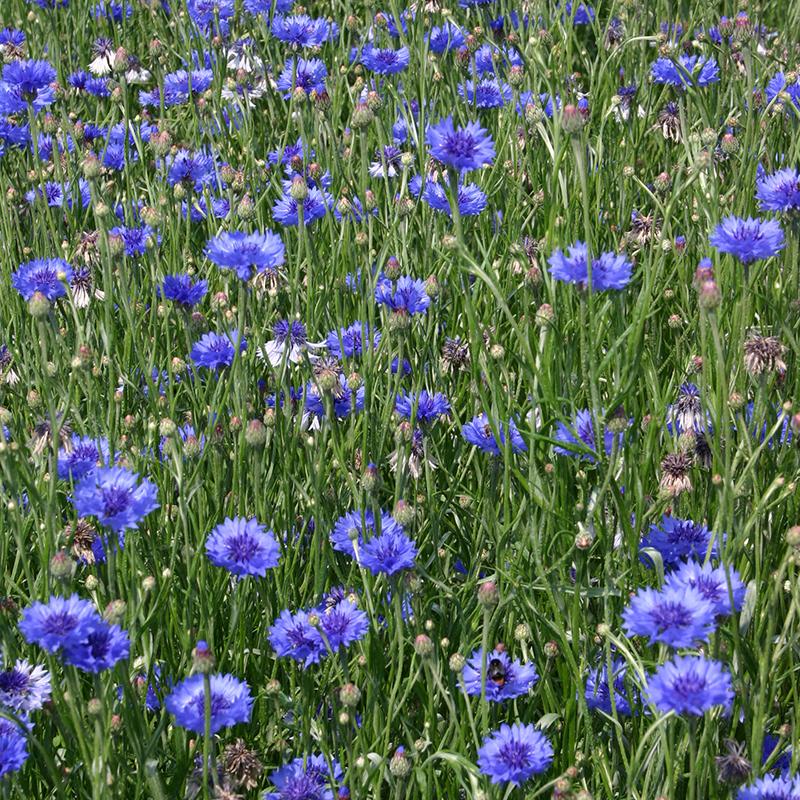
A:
0;59;56;114
709;216;785;264
0;718;28;778
271;14;333;48
585;657;636;715
166;673;254;734
326;322;380;359
622;585;716;648
266;754;342;800
190;330;246;370
553;409;624;461
62;621;130;672
462;414;527;455
331;509;403;557
640;516;719;567
19;594;99;653
548;241;632;290
665;560;746;617
206;517;280;578
12;258;73;301
71;466;159;533
646;655;733;716
426;117;495;171
205;230;285;281
57;435;111;481
361;44;410;74
756;167;800;212
650;54;719;88
477;723;553;786
160;274;208;307
375;275;430;315
360;529;417;575
463;647;538;702
0;660;51;713
318;599;369;651
737;774;800;800
395;391;450;423
276;57;327;98
269;608;325;667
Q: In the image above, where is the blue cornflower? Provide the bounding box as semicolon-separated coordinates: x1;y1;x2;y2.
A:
57;435;110;481
0;28;25;51
646;655;733;716
182;196;230;223
426;117;495;171
166;149;215;190
474;44;523;77
166;673;253;734
756;167;800;212
640;516;719;567
0;59;56;114
738;775;800;799
243;0;294;17
271;14;333;48
360;529;417;575
319;600;369;651
269;608;325;666
206;517;280;578
62;621;130;673
326;322;380;359
463;647;538;702
187;0;234;35
395;391;450;423
91;0;132;21
760;735;792;773
108;225;156;257
458;78;512;108
304;376;364;420
548;241;632;290
651;54;720;88
331;509;403;557
360;44;410;75
269;138;310;166
428;22;465;53
272;187;332;226
375;276;430;315
477;723;554;786
585;657;635;715
0;660;51;713
190;330;246;370
206;230;285;281
462;414;527;455
0;719;28;778
766;72;800;115
160;274;207;307
19;595;99;653
564;1;595;24
12;258;73;301
709;216;785;264
266;755;342;800
665;560;746;617
553;409;624;461
622;585;716;648
140;69;214;107
276;57;327;98
71;466;159;533
417;178;487;217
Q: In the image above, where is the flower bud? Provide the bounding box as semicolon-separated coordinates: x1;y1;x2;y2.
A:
192;640;215;673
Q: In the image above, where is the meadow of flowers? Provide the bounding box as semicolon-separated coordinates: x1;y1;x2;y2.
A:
0;0;799;797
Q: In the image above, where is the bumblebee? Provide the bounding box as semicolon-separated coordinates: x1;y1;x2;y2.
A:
487;658;507;688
